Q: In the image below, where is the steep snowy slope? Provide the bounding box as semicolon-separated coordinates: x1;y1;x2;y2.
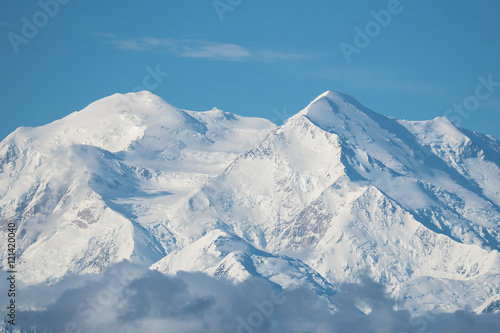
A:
165;91;500;311
1;90;499;313
151;229;335;296
476;294;500;314
0;91;275;283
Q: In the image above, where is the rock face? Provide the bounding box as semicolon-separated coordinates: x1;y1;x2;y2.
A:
1;90;499;312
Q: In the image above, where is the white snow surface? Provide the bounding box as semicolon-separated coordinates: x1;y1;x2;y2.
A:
1;90;499;312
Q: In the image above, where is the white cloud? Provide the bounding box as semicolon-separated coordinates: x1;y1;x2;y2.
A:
105;36;304;61
93;32;116;38
177;41;251;60
8;262;500;333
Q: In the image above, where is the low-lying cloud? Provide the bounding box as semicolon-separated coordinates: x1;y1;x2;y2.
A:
2;262;500;332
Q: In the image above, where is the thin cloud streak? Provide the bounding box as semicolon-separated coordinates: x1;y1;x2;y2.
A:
106;36;305;61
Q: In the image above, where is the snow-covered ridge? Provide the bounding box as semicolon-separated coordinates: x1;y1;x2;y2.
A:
1;90;499;312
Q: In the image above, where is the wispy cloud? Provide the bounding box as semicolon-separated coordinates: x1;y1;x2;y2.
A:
93;32;116;38
0;21;11;26
103;36;304;62
177;41;251;60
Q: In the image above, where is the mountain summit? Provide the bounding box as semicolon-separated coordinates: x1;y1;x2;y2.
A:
297;90;372;128
1;91;499;312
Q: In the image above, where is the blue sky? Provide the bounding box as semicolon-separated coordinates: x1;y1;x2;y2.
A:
1;0;500;140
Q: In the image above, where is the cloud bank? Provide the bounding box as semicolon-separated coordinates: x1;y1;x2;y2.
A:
2;262;500;332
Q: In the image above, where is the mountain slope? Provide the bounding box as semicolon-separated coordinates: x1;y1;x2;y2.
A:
164;91;500;310
0;91;275;283
1;90;499;312
151;229;335;297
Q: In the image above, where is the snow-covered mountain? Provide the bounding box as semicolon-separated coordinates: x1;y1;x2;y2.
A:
1;90;499;313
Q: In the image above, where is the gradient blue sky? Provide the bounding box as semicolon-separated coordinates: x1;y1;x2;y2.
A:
1;0;500;140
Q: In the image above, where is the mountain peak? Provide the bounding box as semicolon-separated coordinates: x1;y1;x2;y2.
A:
76;90;180;119
2;90;500;317
309;90;356;104
294;90;374;132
